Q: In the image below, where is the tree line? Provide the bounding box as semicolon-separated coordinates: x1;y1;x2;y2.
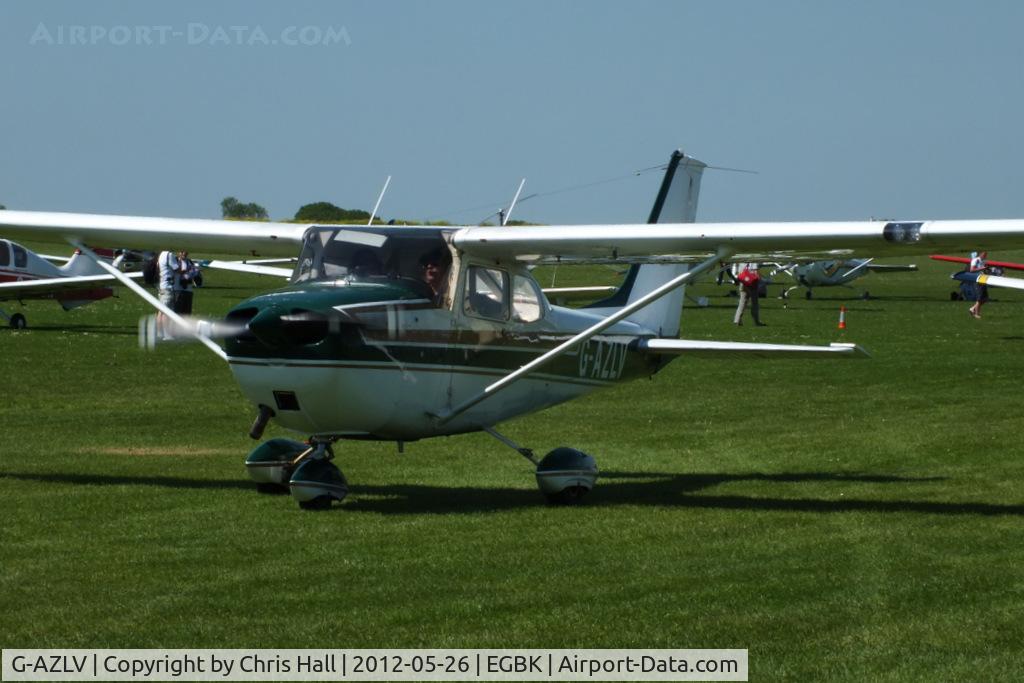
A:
220;196;532;226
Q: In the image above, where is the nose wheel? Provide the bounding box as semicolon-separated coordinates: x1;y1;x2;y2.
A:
245;437;348;509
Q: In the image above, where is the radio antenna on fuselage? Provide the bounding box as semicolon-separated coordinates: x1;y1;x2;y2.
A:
367;175;392;226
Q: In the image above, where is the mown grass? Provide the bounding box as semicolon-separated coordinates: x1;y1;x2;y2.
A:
2;250;1023;681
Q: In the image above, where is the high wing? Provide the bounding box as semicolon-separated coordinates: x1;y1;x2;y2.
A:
451;220;1024;264
5;212;1024;265
0;271;144;300
0;210;309;257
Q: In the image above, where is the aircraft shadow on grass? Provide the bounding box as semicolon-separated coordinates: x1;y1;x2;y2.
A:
19;324;137;336
0;471;253;491
5;469;1022;518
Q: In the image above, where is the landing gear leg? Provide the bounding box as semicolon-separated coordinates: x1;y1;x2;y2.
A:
779;286;797;300
483;427;598;504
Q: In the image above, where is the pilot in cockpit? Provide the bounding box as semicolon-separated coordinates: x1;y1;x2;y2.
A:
419;248;450;302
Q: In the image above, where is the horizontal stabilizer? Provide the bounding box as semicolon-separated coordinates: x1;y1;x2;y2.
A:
638;338;869;359
865;263;917;272
0;271;144;299
952;270;1024;292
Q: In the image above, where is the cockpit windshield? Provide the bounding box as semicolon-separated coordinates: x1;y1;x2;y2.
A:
293;227;452;302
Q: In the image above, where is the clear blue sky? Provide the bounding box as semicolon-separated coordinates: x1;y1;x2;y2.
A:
2;0;1023;225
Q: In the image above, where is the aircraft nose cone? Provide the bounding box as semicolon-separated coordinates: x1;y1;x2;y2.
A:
246;307;287;347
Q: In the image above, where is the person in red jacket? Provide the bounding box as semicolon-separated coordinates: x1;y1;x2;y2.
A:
733;263;766;326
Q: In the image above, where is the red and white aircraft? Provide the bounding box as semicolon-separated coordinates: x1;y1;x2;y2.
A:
0;239;144;328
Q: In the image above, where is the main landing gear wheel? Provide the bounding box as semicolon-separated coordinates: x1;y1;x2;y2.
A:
9;313;26;329
535;447;598;505
805;290;813;300
289;457;348;510
482;428;599;504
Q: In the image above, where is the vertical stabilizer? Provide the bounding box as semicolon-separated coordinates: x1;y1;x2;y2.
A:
59;250;108;277
586;150;705;336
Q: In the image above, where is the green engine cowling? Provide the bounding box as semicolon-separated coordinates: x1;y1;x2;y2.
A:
245;438;310;492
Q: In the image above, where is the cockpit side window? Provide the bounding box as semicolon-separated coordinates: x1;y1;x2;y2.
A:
464;265;509;320
0;241;9;267
12;244;27;268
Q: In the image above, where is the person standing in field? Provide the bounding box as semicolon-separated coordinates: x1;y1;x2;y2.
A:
733;263;766;326
156;249;182;338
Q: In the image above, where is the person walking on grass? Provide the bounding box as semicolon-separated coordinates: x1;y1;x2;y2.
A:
969;251;989;319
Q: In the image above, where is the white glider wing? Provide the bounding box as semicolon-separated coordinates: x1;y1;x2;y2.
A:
0;210;309;257
953;271;1024;292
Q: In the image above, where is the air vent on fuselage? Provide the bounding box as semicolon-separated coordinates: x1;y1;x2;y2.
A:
273;391;301;411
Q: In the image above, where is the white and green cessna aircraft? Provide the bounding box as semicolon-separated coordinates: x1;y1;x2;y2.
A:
5;150;1024;509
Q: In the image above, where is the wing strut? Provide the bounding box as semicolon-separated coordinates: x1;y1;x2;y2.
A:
841;258;874;280
434;247;731;425
70;242;228;361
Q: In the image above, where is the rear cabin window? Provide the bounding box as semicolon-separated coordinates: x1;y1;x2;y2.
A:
12;244;26;268
464;266;509;320
0;242;9;267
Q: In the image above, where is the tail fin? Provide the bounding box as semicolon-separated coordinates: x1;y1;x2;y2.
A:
586;150;705;336
59;250;108;277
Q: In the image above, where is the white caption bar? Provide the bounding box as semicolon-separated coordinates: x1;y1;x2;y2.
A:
2;649;747;681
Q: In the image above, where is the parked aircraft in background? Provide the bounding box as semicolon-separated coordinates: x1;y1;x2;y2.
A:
4;151;1024;511
952;269;1024;293
771;258;918;299
929;254;1024;271
0;239;145;328
930;254;1024;299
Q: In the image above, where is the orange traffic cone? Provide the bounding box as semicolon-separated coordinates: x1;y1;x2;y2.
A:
838;305;847;330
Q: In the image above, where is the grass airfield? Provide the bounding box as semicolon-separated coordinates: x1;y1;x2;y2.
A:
2;252;1023;681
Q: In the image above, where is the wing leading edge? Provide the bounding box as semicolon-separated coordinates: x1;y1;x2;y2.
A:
0;210;309;257
452;220;1024;264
